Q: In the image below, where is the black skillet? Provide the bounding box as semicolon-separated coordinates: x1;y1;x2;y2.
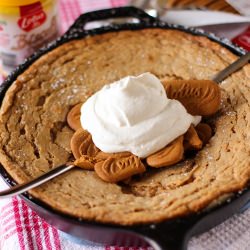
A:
0;6;249;250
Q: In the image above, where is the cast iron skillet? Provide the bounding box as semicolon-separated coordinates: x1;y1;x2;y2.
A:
0;6;249;250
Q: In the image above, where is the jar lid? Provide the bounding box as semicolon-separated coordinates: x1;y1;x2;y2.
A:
0;0;41;7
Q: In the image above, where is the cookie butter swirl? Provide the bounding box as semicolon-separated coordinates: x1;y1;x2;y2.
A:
80;73;201;158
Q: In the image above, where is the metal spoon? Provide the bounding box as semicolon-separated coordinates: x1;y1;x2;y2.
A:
0;164;75;198
0;52;249;199
212;52;250;82
129;0;167;18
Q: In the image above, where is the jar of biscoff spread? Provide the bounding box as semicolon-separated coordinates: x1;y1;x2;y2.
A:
0;0;59;75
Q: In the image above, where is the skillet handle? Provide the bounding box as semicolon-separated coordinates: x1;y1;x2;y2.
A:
65;6;156;35
132;220;194;250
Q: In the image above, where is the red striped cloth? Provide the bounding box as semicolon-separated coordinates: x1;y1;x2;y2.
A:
0;195;61;250
0;1;250;250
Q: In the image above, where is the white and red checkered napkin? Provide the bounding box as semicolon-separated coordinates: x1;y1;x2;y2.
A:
0;0;250;249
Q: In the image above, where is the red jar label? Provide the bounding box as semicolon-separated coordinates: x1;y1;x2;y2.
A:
232;26;250;51
18;2;47;32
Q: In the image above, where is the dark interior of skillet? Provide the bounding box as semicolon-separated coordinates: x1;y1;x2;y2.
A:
0;6;249;250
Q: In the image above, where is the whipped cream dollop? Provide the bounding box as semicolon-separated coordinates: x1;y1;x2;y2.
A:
80;73;201;158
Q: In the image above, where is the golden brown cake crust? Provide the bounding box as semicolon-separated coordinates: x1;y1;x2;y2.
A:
0;29;249;225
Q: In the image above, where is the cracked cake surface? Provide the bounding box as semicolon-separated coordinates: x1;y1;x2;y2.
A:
0;29;249;225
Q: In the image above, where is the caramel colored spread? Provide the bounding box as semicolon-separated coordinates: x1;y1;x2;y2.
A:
0;29;249;225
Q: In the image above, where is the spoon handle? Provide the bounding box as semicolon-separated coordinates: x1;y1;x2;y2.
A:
0;164;75;199
212;52;250;83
